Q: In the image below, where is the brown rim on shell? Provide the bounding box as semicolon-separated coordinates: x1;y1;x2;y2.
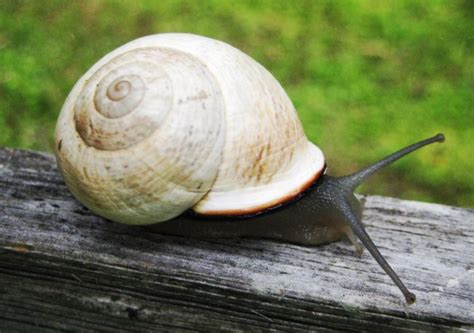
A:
191;166;326;218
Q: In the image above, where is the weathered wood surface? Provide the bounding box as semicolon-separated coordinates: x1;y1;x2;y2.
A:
0;147;472;332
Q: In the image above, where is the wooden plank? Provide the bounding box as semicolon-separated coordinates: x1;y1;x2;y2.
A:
0;147;473;332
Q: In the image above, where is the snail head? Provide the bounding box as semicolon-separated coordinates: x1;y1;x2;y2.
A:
313;133;445;304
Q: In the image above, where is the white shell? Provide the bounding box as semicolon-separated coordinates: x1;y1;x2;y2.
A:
55;33;325;225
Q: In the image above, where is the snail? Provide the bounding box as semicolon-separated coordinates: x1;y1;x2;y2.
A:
55;33;445;304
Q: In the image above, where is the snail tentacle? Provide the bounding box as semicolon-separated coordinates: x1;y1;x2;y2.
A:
336;194;416;304
339;133;445;191
325;133;445;304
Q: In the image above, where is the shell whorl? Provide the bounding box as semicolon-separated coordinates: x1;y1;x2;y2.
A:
55;33;325;225
73;50;174;151
56;45;226;224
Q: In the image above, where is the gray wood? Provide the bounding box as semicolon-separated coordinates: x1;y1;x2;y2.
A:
0;147;473;332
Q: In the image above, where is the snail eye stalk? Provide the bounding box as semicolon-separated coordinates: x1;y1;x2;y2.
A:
331;133;445;304
339;134;445;191
338;198;417;304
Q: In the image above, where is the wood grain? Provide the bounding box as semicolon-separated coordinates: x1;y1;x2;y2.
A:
0;147;473;332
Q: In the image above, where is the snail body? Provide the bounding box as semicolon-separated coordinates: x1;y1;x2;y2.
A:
55;33;445;304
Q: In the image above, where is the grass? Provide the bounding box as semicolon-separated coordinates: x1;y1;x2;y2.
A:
0;0;472;206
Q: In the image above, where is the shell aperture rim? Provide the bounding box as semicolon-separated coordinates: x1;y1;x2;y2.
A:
187;164;327;220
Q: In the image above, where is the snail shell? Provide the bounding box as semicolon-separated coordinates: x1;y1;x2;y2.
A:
55;33;324;225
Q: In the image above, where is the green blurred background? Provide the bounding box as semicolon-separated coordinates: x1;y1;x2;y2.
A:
0;0;472;206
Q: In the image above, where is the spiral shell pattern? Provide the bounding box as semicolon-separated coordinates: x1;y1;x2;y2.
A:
55;33;325;225
56;45;225;224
